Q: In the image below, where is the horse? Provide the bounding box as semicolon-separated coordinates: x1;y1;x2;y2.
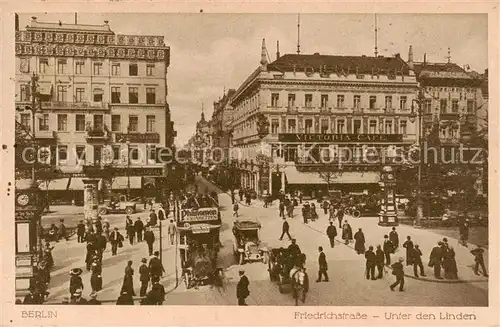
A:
290;267;309;306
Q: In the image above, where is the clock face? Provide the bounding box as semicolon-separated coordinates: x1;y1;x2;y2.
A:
17;194;30;206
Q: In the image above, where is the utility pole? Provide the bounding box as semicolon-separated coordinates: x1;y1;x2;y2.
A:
410;89;426;227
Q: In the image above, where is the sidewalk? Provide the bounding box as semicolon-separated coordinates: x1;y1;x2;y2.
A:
200;177;488;284
44;220;180;304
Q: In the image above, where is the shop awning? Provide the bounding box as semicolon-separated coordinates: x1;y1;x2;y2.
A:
38;83;53;96
285;166;380;185
285;166;327;185
69;178;104;190
329;172;380;184
112;176;142;189
38;178;70;191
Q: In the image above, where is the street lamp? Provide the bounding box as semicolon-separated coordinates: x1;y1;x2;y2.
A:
408;89;427;227
126;139;131;198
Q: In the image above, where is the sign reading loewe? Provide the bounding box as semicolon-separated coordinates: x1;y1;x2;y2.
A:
278;133;403;142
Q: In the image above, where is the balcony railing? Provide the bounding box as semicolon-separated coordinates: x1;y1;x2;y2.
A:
41;101;109;110
353;107;364;114
85;126;110;141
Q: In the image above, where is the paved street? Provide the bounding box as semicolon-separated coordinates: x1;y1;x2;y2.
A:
162;177;488;306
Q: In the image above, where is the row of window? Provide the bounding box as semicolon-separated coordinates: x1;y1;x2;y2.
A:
19;113;156;133
271;93;477;113
53;144;158;163
269;118;409;135
20;58;157;77
20;84;158;104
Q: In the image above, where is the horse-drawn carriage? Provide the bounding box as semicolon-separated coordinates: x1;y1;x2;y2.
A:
232;219;269;265
178;207;223;289
267;247;308;305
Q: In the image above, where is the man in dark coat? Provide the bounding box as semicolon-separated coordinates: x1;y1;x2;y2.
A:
144;227;155;256
139;258;150;297
236;270;250;305
383;235;393;265
95;217;103;235
85;242;96;271
316;246;329;282
375;245;385;279
411;244;426;277
341;221;353;245
287;239;301;264
58;219;68;242
429;241;444;279
389;227;399;250
337;208;344;228
326;221;337;248
95;233;107;261
471;245;488;277
126;216;135;245
301;204;309;224
90;262;103;293
149;251;165;283
109;227;123;256
151;280;165;305
279;201;285;218
365;246;377;280
149;210;158;227
390;257;405;291
76;220;86;243
354;228;366;255
279;218;292;241
116;290;134;305
135;218;144;243
402;236;414;266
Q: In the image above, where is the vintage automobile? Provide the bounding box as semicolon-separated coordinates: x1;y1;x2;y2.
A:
98;194;137;215
232;219;268;265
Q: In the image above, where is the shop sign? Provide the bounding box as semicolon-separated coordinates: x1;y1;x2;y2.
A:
181;208;219;222
278;133;403;143
191;224;211;234
115;133;160;143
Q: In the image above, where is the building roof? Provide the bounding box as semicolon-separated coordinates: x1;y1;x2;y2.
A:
27;20;113;34
413;62;483;87
267;53;410;75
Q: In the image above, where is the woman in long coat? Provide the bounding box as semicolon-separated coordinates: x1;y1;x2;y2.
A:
90;262;103;292
342;221;353;245
442;245;458;279
121;260;136;296
353;228;366;254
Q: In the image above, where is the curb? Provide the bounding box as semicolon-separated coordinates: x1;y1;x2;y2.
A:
301;221;488;284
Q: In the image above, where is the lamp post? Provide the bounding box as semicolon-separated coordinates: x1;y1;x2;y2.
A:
29;72;40;183
409;89;427;227
126;139;131;198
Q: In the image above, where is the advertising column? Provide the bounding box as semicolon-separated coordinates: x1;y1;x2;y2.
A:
83;179;100;222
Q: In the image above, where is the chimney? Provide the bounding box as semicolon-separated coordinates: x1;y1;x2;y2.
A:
31;16;37;27
276;40;280;60
260;38;268;70
423;53;427;65
407;45;414;75
74;13;77;24
15;13;19;31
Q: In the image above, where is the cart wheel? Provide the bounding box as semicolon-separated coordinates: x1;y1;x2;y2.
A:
125;207;134;215
239;253;244;265
263;252;269;264
98;208;107;215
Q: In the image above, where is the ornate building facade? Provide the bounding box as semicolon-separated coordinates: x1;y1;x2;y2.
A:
230;40;420;198
15;17;175;199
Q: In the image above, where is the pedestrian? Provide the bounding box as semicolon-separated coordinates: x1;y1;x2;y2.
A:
126;216;135;245
470;245;488;277
236;269;250;305
95;217;103;235
365;246;376;280
301;203;309;224
389;227;399;250
121;260;136;296
87;292;101;305
109;227;124;256
429;241;444;279
76;220;86;243
310;203;318;221
354;228;366;255
135;218;144;243
322;199;329;215
239;189;244;202
149;209;158;227
58;219;68;242
85;241;95;271
116;290;134;305
411;244;426;277
459;219;470;247
149;251;165;283
341;221;353;245
69;268;83;300
70;289;87;305
228;200;238;218
337;207;344;229
23;286;44;304
279;217;292;241
102;219;110;241
383;235;394;265
139;258;150;297
279;201;285;218
326;221;337;248
316;246;329;282
157;204;167;222
442;243;458;279
151;280;166;305
95;232;107;261
375;245;385;279
90;261;103;292
402;236;414;266
144;227;155;256
390;257;405;292
167;220;176;245
286;202;294;218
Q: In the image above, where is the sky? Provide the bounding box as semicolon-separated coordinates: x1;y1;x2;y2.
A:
19;13;488;146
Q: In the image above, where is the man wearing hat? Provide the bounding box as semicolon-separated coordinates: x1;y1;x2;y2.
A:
70;289;87;305
139;258;150;297
389;257;405;292
90;261;103;293
58;219;68;242
109;227;124;256
76;220;86;243
135;217;145;243
126;216;135;246
236;269;250;305
87;292;101;305
149;251;165;284
144;227;155;256
69;268;84;300
151;280;165;305
429;241;444;279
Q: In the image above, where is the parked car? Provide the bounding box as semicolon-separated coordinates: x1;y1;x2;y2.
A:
98;194;137;215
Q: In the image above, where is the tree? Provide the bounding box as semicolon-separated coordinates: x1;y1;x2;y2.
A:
318;170;342;196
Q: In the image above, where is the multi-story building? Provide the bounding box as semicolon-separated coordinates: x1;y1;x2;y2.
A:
15;16;175;200
230;40;420;198
211;89;236;163
186;108;213;168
